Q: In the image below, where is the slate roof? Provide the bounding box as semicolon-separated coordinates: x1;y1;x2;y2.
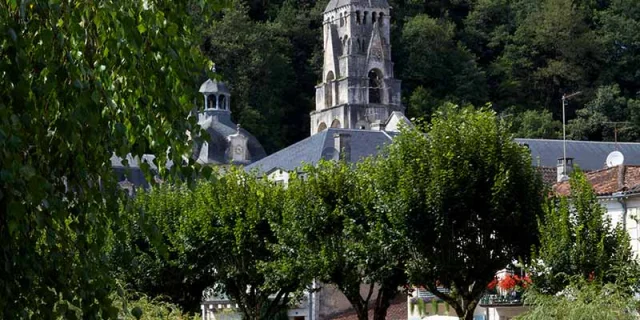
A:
244;128;393;174
195;112;266;165
553;165;640;196
199;79;230;95
247;135;640;177
325;0;389;12
516;139;640;171
328;295;407;320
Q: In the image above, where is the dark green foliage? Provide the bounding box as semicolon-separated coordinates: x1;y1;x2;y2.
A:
276;160;408;320
517;279;640;320
0;0;221;317
201;0;640;144
117;169;303;319
201;0;324;153
504;108;562;139
530;169;636;294
381;106;544;320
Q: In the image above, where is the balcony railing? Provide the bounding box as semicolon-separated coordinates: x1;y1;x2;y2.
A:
479;291;523;306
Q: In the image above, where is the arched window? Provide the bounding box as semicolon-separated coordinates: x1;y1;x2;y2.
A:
318;122;327;132
218;95;226;110
379;12;384;23
368;69;382;104
207;94;216;109
356;11;361;24
331;119;341;128
356;38;361;53
325;71;335;108
363;11;368;24
372;12;377;23
340;13;344;27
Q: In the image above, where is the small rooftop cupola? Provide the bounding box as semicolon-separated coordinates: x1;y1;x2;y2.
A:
194;69;267;166
199;66;231;111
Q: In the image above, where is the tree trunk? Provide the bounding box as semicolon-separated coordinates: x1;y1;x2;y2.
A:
372;285;398;320
340;285;371;320
455;298;479;320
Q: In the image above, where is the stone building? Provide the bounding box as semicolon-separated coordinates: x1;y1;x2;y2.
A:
112;74;266;187
311;0;403;135
194;76;266;166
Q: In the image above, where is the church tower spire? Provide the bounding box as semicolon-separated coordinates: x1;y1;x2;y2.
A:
311;0;402;135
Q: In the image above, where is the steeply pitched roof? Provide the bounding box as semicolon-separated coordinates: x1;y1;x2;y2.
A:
325;0;389;12
244;128;393;174
553;165;640;196
516;139;640;171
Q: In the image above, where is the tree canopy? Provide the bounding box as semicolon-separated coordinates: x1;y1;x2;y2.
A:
0;0;222;317
380;106;544;320
530;169;636;294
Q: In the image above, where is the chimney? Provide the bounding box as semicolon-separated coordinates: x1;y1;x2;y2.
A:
371;120;385;131
557;157;574;182
333;133;351;162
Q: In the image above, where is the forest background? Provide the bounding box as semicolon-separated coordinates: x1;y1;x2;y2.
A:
204;0;640;153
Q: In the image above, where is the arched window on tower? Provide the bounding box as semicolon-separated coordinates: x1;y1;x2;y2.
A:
218;95;226;110
372;12;377;23
318;122;327;132
340;13;344;27
379;12;384;24
356;11;361;24
207;94;217;109
325;71;335;108
363;12;368;24
368;69;382;104
356;38;361;53
331;119;341;128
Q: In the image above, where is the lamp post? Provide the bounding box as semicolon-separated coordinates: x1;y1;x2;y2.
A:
562;91;581;180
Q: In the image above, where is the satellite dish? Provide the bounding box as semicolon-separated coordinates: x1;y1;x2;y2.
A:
606;151;624;167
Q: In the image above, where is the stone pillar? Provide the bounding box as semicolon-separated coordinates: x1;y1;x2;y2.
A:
215;94;219;109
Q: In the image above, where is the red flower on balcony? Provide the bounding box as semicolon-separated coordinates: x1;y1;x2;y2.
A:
499;275;517;290
487;278;498;290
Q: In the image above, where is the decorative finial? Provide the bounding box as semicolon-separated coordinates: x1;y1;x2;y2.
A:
236;123;241;133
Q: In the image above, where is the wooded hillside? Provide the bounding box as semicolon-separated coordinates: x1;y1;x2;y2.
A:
202;0;640;152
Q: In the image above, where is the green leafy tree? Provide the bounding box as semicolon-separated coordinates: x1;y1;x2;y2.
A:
0;0;223;317
399;14;487;112
120;169;302;319
530;169;635;294
516;279;639;320
276;160;408;320
381;105;544;320
568;84;640;141
506;109;561;139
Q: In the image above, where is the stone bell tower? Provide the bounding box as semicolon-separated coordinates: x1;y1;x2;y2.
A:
310;0;403;135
